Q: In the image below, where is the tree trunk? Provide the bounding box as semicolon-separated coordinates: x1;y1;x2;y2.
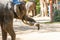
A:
44;0;48;17
40;0;48;17
40;0;44;17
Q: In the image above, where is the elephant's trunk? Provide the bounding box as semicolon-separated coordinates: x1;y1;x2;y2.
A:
22;15;40;30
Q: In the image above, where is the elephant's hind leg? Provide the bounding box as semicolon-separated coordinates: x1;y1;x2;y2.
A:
1;24;7;40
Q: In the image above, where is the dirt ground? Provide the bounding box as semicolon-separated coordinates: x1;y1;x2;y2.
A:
0;19;60;40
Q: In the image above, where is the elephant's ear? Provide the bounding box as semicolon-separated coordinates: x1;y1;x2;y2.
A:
14;5;21;18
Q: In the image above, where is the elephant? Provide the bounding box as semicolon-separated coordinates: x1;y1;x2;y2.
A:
25;1;36;17
0;1;40;40
0;3;15;40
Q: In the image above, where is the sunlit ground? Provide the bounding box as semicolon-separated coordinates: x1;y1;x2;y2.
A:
0;19;60;40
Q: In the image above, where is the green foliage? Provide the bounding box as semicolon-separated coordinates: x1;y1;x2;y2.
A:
35;0;39;4
54;9;60;22
35;0;40;14
36;5;40;14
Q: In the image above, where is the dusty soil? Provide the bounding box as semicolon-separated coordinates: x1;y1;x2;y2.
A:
0;19;60;40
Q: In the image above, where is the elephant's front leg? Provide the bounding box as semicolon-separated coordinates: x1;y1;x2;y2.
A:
5;19;16;40
3;15;16;40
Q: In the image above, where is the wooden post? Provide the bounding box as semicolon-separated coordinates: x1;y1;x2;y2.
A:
50;0;53;22
56;0;58;10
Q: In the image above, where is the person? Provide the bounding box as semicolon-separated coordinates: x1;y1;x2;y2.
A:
10;0;21;12
12;0;21;5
